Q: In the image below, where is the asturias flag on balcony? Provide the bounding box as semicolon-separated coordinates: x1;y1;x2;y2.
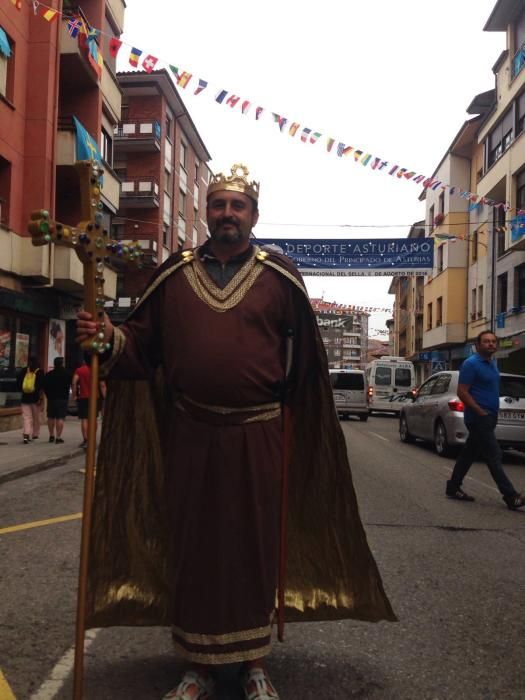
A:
72;116;102;165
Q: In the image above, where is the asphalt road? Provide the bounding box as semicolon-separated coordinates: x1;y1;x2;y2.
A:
1;415;524;699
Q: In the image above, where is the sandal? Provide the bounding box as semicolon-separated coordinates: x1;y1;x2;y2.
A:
242;667;280;700
163;670;215;700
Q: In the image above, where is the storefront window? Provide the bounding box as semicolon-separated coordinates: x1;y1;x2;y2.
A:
0;313;44;408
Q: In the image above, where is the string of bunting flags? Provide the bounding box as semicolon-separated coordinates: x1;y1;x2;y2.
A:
310;300;392;314
10;0;525;223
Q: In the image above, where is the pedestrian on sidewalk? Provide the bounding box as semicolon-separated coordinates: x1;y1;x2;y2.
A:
446;330;525;510
43;357;71;444
17;356;44;444
72;356;100;449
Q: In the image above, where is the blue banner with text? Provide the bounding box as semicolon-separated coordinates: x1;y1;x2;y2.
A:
256;238;434;276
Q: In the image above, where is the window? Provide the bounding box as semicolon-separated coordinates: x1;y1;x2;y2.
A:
163;224;171;248
178;235;185;249
395;368;412;387
165;167;172;193
436;297;443;326
431;374;451;394
180;140;187;170
437;244;444;273
429;205;434;231
417;377;438;397
194;160;200;182
478;285;484;318
517;168;525;210
427;302;432;330
0;155;10;227
472;229;478;262
193;206;198;226
375;367;392;386
0;27;14;103
100;128;113;167
513;10;525;79
165;114;172;141
518;92;525;137
438;191;445;215
515;264;525;308
497;272;508;314
471;288;477;319
178;188;186;219
487;109;513;167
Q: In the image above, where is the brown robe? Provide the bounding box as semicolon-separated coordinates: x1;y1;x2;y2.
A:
86;245;396;665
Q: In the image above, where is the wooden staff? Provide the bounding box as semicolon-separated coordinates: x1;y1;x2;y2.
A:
29;161;143;699
278;329;294;642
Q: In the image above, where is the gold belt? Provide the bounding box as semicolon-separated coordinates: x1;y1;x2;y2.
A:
179;395;281;423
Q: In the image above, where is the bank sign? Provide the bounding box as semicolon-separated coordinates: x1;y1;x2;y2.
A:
258;238;434;276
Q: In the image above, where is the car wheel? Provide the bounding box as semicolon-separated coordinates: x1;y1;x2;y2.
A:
359;414;368;422
434;420;450;457
399;414;414;443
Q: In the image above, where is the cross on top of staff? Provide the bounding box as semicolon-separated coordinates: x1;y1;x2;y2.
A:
28;160;144;353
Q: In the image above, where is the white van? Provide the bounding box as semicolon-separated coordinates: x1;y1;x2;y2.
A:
329;369;369;421
366;356;416;414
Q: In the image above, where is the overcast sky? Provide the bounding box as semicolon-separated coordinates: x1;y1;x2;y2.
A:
118;0;504;337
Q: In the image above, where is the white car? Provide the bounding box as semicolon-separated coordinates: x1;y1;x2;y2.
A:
399;371;525;456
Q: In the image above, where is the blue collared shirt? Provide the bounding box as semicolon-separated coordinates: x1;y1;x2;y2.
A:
459;353;500;422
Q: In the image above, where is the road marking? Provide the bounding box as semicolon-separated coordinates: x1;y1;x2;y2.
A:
0;513;82;536
369;431;389;442
0;671;16;700
29;629;99;700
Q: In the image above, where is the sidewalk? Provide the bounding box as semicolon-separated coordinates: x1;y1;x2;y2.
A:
0;417;89;485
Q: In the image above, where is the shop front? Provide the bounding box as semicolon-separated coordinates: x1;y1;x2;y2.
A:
497;332;525;374
0;288;60;431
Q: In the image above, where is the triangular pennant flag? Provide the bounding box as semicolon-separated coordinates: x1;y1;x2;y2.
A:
255;107;264;120
109;38;122;58
226;95;240;108
194;79;208;95
241;100;251;114
142;54;158;73
129;47;142;67
215;90;228;104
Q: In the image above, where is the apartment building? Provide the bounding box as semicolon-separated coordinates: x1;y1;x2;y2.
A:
311;299;369;369
419;116;486;372
477;0;525;373
0;0;125;430
387;221;426;383
387;1;525;378
112;70;211;300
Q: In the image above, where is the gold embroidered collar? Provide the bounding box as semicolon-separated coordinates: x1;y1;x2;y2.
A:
183;245;264;312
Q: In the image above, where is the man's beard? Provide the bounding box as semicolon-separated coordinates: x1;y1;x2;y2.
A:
210;218;248;244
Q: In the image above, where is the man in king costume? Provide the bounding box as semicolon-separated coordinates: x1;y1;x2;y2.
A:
77;164;396;700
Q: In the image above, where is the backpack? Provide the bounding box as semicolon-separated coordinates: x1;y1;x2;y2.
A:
22;369;38;394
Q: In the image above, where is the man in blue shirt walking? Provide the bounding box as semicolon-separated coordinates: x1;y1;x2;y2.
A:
446;330;525;510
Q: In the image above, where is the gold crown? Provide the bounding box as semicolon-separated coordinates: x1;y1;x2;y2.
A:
207;163;260;203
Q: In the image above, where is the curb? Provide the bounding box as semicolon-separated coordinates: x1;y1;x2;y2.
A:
0;449;84;486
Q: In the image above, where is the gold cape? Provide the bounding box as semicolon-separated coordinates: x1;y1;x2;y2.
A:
86;249;396;628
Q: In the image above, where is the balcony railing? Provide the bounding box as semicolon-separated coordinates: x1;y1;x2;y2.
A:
120;176;160;206
114;119;161;140
512;41;525;80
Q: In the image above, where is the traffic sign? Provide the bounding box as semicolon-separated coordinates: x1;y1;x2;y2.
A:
431;360;448;372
